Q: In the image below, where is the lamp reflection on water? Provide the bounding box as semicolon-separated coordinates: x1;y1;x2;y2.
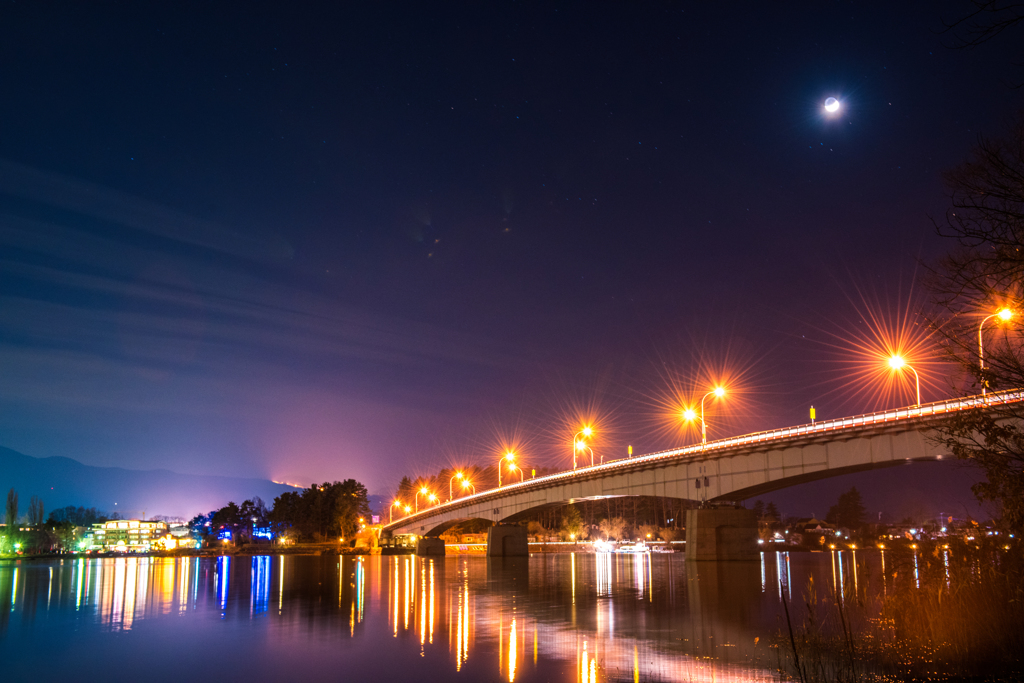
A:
251;556;270;617
216;556;230;613
0;553;872;683
509;616;517;682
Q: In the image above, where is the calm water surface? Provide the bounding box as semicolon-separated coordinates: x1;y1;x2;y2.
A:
0;551;887;682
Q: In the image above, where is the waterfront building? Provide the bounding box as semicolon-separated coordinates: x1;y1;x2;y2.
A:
84;519;169;551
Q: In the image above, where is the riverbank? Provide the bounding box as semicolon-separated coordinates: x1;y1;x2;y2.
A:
0;543;373;561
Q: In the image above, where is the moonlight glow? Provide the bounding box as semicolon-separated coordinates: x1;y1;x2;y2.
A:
824;97;840;113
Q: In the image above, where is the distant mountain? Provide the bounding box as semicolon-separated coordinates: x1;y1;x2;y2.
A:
0;447;301;521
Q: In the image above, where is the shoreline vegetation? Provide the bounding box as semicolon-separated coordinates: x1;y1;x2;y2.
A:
766;539;1024;682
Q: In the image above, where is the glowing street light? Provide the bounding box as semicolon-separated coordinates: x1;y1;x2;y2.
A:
888;355;921;406
499;451;516;487
572;426;593;470
461;478;476;495
575;440;594;467
507;461;525;484
404;505;412;515
415;487;431;512
449;471;465;501
979;308;1013;395
428;493;438;507
390;500;402;524
683;387;726;447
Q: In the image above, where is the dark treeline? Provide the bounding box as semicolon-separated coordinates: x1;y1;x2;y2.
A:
2;489;117;554
47;505;116;526
190;479;371;545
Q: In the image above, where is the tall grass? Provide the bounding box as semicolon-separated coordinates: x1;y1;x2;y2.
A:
773;541;1024;682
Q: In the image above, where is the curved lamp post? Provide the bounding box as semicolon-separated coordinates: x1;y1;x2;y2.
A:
575;440;594;467
461;478;476;495
888;355;921;406
499;452;516;487
507;462;525;484
979;308;1013;395
415;487;430;512
699;387;726;446
390;500;402;524
449;471;465;501
572;426;593;471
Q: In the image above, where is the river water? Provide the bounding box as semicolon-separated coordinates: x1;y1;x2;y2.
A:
0;551;886;682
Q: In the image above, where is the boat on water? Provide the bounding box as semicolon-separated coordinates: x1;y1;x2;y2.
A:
651;545;676;554
614;541;649;553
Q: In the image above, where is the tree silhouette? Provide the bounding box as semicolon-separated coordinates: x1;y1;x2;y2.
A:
5;489;18;528
928;115;1024;533
826;487;866;531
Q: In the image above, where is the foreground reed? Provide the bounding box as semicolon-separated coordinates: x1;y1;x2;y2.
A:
772;540;1024;682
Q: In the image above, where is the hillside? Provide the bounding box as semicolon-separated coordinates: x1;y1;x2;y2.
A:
0;447;301;520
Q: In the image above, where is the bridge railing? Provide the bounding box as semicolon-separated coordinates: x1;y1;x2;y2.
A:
385;389;1023;528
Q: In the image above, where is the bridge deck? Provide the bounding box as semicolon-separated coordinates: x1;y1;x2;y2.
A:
384;390;1022;532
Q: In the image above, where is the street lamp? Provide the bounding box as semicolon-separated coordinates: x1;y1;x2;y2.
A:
461;478;476;495
979;308;1013;395
683;388;726;447
575;440;594;467
415;487;430;512
449;471;465;501
572;426;593;471
499;451;516;487
390;500;402;524
888;355;921;406
700;387;725;446
404;505;412;516
507;461;525;484
428;493;438;507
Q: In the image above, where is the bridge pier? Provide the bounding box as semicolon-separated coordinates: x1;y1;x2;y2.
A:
415;537;446;556
486;525;528;557
685;507;757;561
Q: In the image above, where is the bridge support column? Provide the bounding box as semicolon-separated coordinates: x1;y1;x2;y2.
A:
486;525;528;557
415;537;445;556
685;508;757;561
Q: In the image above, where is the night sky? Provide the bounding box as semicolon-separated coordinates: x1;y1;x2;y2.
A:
1;2;1021;514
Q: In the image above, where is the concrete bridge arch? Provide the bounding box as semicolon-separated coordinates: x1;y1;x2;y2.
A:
386;421;949;539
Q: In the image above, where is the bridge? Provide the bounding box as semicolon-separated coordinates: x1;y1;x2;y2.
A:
383;391;1020;559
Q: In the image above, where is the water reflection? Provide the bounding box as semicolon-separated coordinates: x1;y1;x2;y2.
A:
1;552;902;682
